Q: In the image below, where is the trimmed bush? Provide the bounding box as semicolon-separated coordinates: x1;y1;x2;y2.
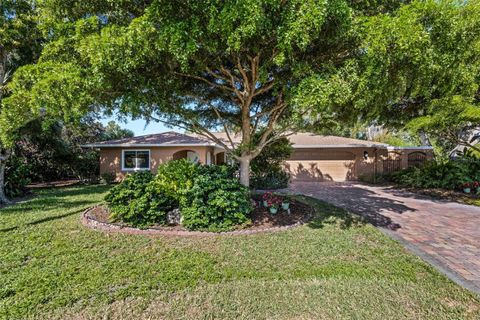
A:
104;160;252;231
181;165;252;231
105;171;173;226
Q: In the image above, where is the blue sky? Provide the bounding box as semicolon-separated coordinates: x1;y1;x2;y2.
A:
100;115;182;136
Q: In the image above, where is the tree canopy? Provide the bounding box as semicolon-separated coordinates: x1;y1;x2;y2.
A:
0;0;42;203
2;0;480;186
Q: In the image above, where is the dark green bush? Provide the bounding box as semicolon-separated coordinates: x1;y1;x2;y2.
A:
389;157;480;190
251;170;290;190
181;165;252;231
250;135;293;190
105;171;173;226
5;155;31;198
100;172;116;185
104;160;252;231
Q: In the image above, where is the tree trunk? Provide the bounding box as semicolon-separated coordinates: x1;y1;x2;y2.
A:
238;157;250;187
0;156;10;205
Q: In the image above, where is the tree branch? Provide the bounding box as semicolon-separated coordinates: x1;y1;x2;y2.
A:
174;71;235;93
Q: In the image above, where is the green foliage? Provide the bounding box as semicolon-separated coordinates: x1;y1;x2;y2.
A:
389;157;480;190
4;154;31;198
104;171;166;226
2;185;478;319
100;172;116;185
250;135;293;190
103;121;134;141
181;165;252;232
105;160;252;231
251;171;290;190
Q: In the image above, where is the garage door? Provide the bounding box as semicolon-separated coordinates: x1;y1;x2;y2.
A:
284;149;356;182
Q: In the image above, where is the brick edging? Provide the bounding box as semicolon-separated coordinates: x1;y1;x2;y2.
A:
81;206;311;237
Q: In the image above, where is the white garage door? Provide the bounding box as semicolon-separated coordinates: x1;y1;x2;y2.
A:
284;149;356;182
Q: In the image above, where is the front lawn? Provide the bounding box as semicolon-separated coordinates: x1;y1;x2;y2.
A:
0;185;479;319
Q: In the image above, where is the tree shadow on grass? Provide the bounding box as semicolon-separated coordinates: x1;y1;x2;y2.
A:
0;184;111;232
293;195;365;230
0;208;86;233
0;185;110;215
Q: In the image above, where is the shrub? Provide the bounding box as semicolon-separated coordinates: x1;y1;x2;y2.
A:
251;170;290;190
105;171;173;226
250;135;293;190
388;156;480;190
154;158;200;200
100;172;116;185
5;155;31;198
181;165;252;231
104;160;252;231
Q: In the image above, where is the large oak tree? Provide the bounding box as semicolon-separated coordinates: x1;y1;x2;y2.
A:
2;0;480;188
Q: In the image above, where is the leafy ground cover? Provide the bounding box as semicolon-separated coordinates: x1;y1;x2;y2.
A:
1;185;479;319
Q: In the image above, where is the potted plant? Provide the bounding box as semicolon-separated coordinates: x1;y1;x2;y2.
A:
473;181;480;194
462;182;472;194
262;192;273;207
281;200;290;210
267;194;282;214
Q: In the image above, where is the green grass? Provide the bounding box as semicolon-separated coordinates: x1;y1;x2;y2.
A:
0;185;479;319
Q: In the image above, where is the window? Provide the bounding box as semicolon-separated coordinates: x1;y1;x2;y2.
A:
122;150;150;171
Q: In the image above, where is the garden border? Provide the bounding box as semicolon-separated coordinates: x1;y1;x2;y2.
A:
81;205;312;237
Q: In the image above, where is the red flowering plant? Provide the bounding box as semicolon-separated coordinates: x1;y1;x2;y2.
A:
461;182;472;189
473;181;479;189
267;195;282;209
262;192;273;201
261;192;282;209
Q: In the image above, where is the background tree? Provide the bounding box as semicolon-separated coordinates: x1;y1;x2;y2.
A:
9;117;133;184
103;121;134;141
0;0;41;203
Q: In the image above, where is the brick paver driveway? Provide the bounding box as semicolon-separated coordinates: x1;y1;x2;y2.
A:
287;181;480;295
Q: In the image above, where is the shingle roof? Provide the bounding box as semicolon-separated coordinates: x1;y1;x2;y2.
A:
287;132;389;148
84;131;213;147
208;132;388;148
85;131;389;148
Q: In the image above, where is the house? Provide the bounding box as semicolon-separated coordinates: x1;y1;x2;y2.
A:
85;131;433;182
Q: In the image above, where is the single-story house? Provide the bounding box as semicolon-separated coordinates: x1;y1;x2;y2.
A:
84;131;433;182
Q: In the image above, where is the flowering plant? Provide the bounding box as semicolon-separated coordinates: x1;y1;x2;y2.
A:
462;182;472;189
262;192;273;201
262;192;282;209
473;181;479;188
267;196;282;209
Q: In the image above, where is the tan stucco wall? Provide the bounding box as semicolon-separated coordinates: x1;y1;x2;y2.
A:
284;147;383;182
100;146;214;181
284;147;433;182
100;145;434;183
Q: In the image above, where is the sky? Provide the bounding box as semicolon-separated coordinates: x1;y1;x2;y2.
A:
100;115;182;136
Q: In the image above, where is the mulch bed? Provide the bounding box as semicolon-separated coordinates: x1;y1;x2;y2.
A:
405;187;480;204
249;196;314;229
83;195;314;236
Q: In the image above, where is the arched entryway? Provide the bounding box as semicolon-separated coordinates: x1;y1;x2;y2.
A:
172;150;200;163
408;151;427;168
215;152;226;165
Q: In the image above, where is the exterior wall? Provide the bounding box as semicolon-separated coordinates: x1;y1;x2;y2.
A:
99;146;213;181
284;147;382;182
377;148;434;175
99;145;434;183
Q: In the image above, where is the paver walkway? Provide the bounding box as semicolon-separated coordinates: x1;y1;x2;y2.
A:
287;181;480;295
